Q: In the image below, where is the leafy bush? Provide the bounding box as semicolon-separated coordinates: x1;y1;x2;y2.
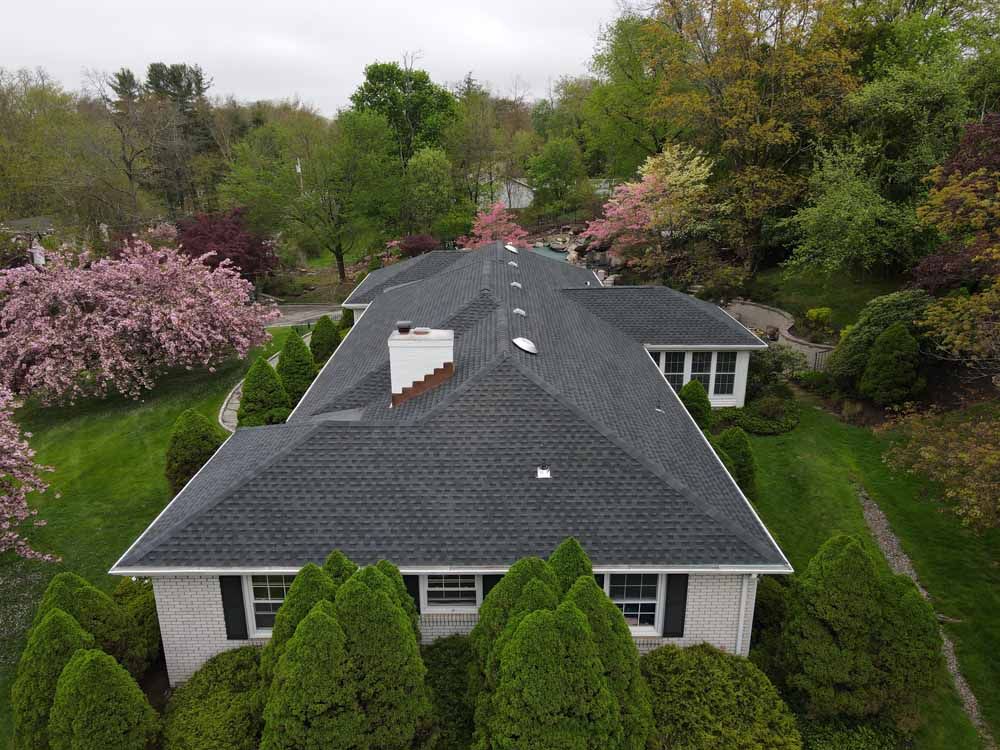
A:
11;608;95;750
48;649;159;750
747;345;807;400
309;315;341;364
827;290;930;389
679;379;712;427
715;396;800;435
368;253;383;271
237;357;290;427
33;572;138;676
423;636;475;750
641;643;801;750
780;535;942;732
166;409;227;495
113;577;161;677
548;537;593;595
859;322;924;406
715;427;757;500
339;307;354;331
261;601;361;750
806;307;832;330
795;370;838;398
275;330;316;405
399;234;439;257
375;559;421;640
322;548;359;586
798;719;901;750
163;647;264;750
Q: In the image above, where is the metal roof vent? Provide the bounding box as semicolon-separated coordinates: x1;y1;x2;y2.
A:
508;260;518;267
510;281;522;289
512;336;538;354
505;244;519;254
513;307;527;317
537;464;552;479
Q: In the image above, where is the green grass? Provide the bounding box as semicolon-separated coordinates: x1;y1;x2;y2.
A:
746;266;903;331
752;401;1000;749
0;328;293;748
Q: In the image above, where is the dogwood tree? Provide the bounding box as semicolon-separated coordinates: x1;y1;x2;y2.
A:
0;241;276;404
459;202;530;248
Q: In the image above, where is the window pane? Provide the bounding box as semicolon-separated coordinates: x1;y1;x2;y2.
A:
251;574;296;631
663;352;685;373
427;574;477;606
665;373;684;391
714;373;735;395
716;352;737;373
691;352;712;373
609;572;659;626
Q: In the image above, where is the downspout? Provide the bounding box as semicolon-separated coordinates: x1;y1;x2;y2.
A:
735;574;752;655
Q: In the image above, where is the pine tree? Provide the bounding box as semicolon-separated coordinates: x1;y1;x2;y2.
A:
859;322;925;406
48;649;159;750
165;409;227;495
679;379;712;427
259;563;337;685
566;576;653;750
375;559;421;640
309;315;341;364
715;427;757;500
335;569;432;749
261;601;362;749
237;357;291;427
276;330;317;405
323;549;359;587
548;537;593;595
11;609;95;750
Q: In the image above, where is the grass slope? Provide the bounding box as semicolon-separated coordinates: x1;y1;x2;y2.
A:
752;402;999;750
0;328;292;748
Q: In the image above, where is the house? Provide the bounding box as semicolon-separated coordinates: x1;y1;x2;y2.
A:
111;243;790;686
477;175;534;210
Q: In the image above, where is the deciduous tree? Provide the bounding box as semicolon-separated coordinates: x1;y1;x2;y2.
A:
176;208;277;282
459;202;529;249
0;387;53;560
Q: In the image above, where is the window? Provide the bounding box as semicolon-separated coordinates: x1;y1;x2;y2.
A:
608;574;659;628
249;574;295;630
691;352;713;390
426;575;478;607
714;352;737;395
661;352;685;391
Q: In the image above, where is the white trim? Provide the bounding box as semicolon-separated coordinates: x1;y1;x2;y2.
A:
420;573;482;614
643;343;766;351
341;302;371;312
592;270;605;287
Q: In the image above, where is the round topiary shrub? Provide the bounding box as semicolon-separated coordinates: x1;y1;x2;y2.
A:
422;635;475;750
548;536;593;595
309;315;341;364
679;380;712;428
163;646;264;750
113;577;161;679
11;608;95;750
48;649;159;750
641;643;801;750
715;427;757;500
237;357;290;428
275;330;316;405
858;322;924;406
165;409;227;495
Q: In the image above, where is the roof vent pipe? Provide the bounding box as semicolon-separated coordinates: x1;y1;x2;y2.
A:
396;320;413;334
537;465;552;479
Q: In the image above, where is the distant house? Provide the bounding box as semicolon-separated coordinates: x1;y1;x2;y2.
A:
112;243;788;686
0;216;54;268
475;172;535;210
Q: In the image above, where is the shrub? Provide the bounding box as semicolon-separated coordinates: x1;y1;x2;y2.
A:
487;601;623;749
163;647;264;750
715;427;757;500
322;548;359;586
715;396;800;435
260;563;337;684
339;307;354;331
275;330;316;405
399;234;439;257
48;649;159;750
781;535;942;732
375;559;421;640
679;379;712;427
423;635;475;750
11;609;94;750
748;576;789;684
859;322;924;406
334;568;432;748
796;370;838;398
309;315;341;364
113;577;161;677
565;576;653;750
708;434;737;475
797;719;900;750
261;601;361;750
547;537;593;595
827;290;930;389
237;357;290;427
482;578;561;692
806;307;832;331
747;345;808;400
368;253;383;271
165;409;227;495
641;643;801;750
33;573;136;676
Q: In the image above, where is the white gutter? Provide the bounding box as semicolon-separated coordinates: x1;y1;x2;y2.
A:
735;573;751;654
643;343;766;351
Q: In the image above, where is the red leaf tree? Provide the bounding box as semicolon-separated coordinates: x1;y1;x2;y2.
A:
177;208;278;281
459;203;530;249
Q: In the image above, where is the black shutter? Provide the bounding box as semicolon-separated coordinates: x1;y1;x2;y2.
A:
403;575;421;614
594;573;605;588
482;574;503;600
663;574;688;637
220;576;248;640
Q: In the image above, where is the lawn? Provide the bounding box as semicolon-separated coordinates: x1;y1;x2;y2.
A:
746;266;903;331
0;328;293;749
752;401;1000;750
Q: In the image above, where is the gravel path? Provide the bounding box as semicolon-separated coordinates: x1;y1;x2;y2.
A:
857;484;996;750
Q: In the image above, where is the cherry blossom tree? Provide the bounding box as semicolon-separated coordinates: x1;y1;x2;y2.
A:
1;387;54;561
459;202;530;248
0;241;277;404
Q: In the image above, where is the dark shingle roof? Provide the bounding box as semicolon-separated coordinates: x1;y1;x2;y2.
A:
114;245;788;572
342;251;465;306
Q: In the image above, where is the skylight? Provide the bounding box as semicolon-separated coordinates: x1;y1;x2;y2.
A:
505;244;519;254
512;337;538;354
510;281;522;289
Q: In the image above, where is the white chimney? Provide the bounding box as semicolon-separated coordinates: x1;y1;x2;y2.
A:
388;321;455;405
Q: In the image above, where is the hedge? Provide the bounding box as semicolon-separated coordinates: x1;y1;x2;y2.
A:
547;536;593;595
309;315;341;364
162;647;264;750
237;357;290;427
113;577;161;678
423;636;475;750
275;330;316;405
165;409;227;495
714;395;800;435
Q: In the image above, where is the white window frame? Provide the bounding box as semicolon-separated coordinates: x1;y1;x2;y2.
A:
713;351;738;396
599;572;664;637
658;351;686;391
420;574;482;614
242;573;296;639
647;348;751;408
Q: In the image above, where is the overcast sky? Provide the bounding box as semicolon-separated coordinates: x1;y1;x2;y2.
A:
2;0;621;114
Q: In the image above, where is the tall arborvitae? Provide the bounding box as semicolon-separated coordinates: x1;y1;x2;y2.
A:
309;315;341;364
375;559;421;640
237;357;290;427
165;409;227;494
548;536;593;595
323;549;359;587
276;330;317;405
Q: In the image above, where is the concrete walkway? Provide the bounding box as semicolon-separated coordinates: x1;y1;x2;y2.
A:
271;304;341;328
725;299;834;370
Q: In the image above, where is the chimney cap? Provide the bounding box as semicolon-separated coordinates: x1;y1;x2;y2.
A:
396;320;413;334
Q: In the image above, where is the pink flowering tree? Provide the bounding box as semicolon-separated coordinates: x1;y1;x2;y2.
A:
0;242;278;404
459;202;530;249
1;387;55;561
581;179;657;253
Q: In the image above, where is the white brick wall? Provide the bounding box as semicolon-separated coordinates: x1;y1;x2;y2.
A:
152;573;759;685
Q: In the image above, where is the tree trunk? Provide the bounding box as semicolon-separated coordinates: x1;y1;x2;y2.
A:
335;240;347;282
